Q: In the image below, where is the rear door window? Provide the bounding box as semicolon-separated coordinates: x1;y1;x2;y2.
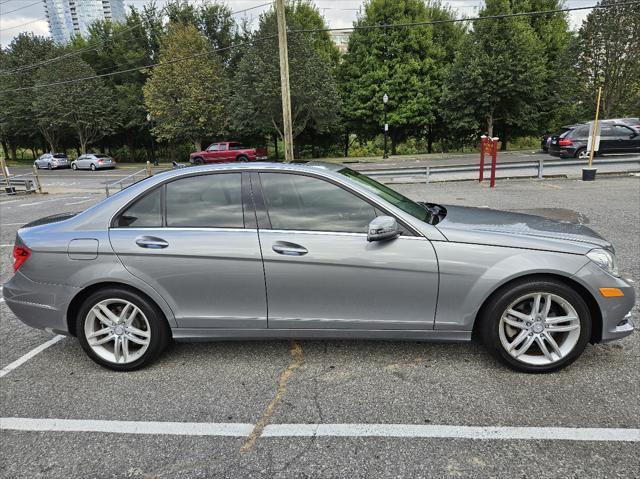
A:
166;174;244;228
117;187;162;227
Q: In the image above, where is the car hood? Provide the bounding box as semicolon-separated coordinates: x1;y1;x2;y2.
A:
435;205;611;254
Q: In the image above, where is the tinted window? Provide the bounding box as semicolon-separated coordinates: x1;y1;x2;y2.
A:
614;125;633;136
229;143;244;150
95;154;110;158
260;173;377;233
600;125;615;137
118;187;162;227
166;174;243;228
53;154;67;159
570;126;589;137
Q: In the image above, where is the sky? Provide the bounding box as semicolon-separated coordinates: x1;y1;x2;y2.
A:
0;0;594;48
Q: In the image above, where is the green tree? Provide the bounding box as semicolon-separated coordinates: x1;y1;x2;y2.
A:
33;55;115;153
143;24;227;150
441;0;547;147
576;0;640;118
231;2;341;155
338;0;440;154
0;34;57;159
512;0;577;133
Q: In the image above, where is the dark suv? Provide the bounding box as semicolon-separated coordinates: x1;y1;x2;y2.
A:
548;123;640;158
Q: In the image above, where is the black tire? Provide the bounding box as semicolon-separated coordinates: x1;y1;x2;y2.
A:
193;157;204;165
236;154;249;162
72;163;77;170
574;147;588;159
90;163;96;171
76;287;170;371
479;277;591;373
47;163;52;170
35;163;40;169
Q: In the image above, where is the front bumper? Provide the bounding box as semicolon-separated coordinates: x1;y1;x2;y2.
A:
2;271;79;335
573;262;636;342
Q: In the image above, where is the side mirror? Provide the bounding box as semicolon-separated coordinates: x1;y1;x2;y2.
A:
367;216;400;242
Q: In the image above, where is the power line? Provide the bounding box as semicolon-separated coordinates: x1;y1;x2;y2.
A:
0;0;41;15
2;1;638;93
2;33;278;92
0;1;274;75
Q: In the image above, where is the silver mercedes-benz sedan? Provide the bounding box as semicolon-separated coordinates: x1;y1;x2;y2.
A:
3;163;635;372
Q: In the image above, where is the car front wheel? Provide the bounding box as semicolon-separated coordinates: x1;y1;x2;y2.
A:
480;278;591;373
76;288;170;371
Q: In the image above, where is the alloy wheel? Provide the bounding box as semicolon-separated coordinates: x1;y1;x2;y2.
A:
498;292;581;366
84;298;151;365
577;149;589;159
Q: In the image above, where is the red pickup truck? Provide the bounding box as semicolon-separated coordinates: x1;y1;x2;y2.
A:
190;142;268;164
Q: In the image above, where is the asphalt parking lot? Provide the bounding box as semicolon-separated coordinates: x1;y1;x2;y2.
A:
1;175;639;478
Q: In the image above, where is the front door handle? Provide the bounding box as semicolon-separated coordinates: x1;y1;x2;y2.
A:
135;236;169;249
272;241;308;256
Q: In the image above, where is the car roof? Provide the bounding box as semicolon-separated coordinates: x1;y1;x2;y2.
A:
165;161;345;175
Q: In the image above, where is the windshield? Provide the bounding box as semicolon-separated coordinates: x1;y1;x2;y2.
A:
338;168;430;222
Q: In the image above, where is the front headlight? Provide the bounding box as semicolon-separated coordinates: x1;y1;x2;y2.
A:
587;249;619;276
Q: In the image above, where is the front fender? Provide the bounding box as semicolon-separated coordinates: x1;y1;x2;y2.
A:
432;242;590;331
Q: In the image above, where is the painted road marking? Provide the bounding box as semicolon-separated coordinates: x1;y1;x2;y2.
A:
64;199;94;205
0;418;637;442
0;335;64;379
14;196;90;208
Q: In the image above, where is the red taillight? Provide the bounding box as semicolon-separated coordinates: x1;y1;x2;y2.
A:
12;245;31;272
558;139;572;146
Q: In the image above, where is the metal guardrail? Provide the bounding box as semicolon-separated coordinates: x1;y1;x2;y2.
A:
359;157;640;182
105;168;149;197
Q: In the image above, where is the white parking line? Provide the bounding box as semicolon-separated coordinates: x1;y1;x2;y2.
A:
64;199;93;205
0;335;64;379
0;418;637;442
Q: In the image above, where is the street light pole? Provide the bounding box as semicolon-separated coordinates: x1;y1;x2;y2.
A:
382;93;389;159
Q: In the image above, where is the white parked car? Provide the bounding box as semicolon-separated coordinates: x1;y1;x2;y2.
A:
71;153;117;171
34;153;70;170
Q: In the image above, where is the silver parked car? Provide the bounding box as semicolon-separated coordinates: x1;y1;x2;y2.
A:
34;153;70;169
3;163;635;372
71;153;116;171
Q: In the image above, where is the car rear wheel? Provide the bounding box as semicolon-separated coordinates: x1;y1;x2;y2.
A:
90;163;96;171
76;288;170;371
236;154;249;162
480;278;591;373
575;147;589;159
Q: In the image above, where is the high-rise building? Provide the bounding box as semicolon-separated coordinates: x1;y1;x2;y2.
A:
43;0;126;44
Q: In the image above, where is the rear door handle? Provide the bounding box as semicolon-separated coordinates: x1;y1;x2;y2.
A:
272;241;308;256
135;236;169;249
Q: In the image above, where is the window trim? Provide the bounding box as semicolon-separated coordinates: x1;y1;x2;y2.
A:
253;170;416;236
110;171;253;230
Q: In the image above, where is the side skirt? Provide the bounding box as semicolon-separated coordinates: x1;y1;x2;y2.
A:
171;328;471;342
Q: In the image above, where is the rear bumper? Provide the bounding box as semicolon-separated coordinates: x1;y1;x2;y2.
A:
2;271;78;335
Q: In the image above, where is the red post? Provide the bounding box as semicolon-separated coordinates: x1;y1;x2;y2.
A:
489;137;498;188
479;135;487;182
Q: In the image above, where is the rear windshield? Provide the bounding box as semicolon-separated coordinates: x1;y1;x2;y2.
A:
53;153;68;158
95;154;110;158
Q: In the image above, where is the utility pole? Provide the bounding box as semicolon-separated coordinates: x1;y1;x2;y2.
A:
275;0;294;162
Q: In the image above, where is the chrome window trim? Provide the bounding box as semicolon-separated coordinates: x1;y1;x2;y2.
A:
261;229;428;240
109;227;256;233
